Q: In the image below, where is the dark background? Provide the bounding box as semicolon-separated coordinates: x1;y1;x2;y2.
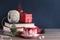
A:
0;0;60;28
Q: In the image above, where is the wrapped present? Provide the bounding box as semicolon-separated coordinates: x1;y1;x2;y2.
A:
20;13;32;23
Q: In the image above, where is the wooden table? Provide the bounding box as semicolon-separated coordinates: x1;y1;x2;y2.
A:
0;29;60;40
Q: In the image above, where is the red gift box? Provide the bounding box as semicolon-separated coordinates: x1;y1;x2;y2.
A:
20;13;32;23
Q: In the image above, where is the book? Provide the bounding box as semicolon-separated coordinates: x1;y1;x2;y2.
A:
4;22;35;28
3;26;11;32
3;26;24;32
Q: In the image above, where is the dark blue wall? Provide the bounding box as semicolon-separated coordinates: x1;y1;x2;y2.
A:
0;0;60;28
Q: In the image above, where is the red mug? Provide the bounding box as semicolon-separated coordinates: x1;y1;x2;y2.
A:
20;27;40;38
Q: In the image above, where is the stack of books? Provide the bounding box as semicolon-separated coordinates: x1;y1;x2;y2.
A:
3;22;36;32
